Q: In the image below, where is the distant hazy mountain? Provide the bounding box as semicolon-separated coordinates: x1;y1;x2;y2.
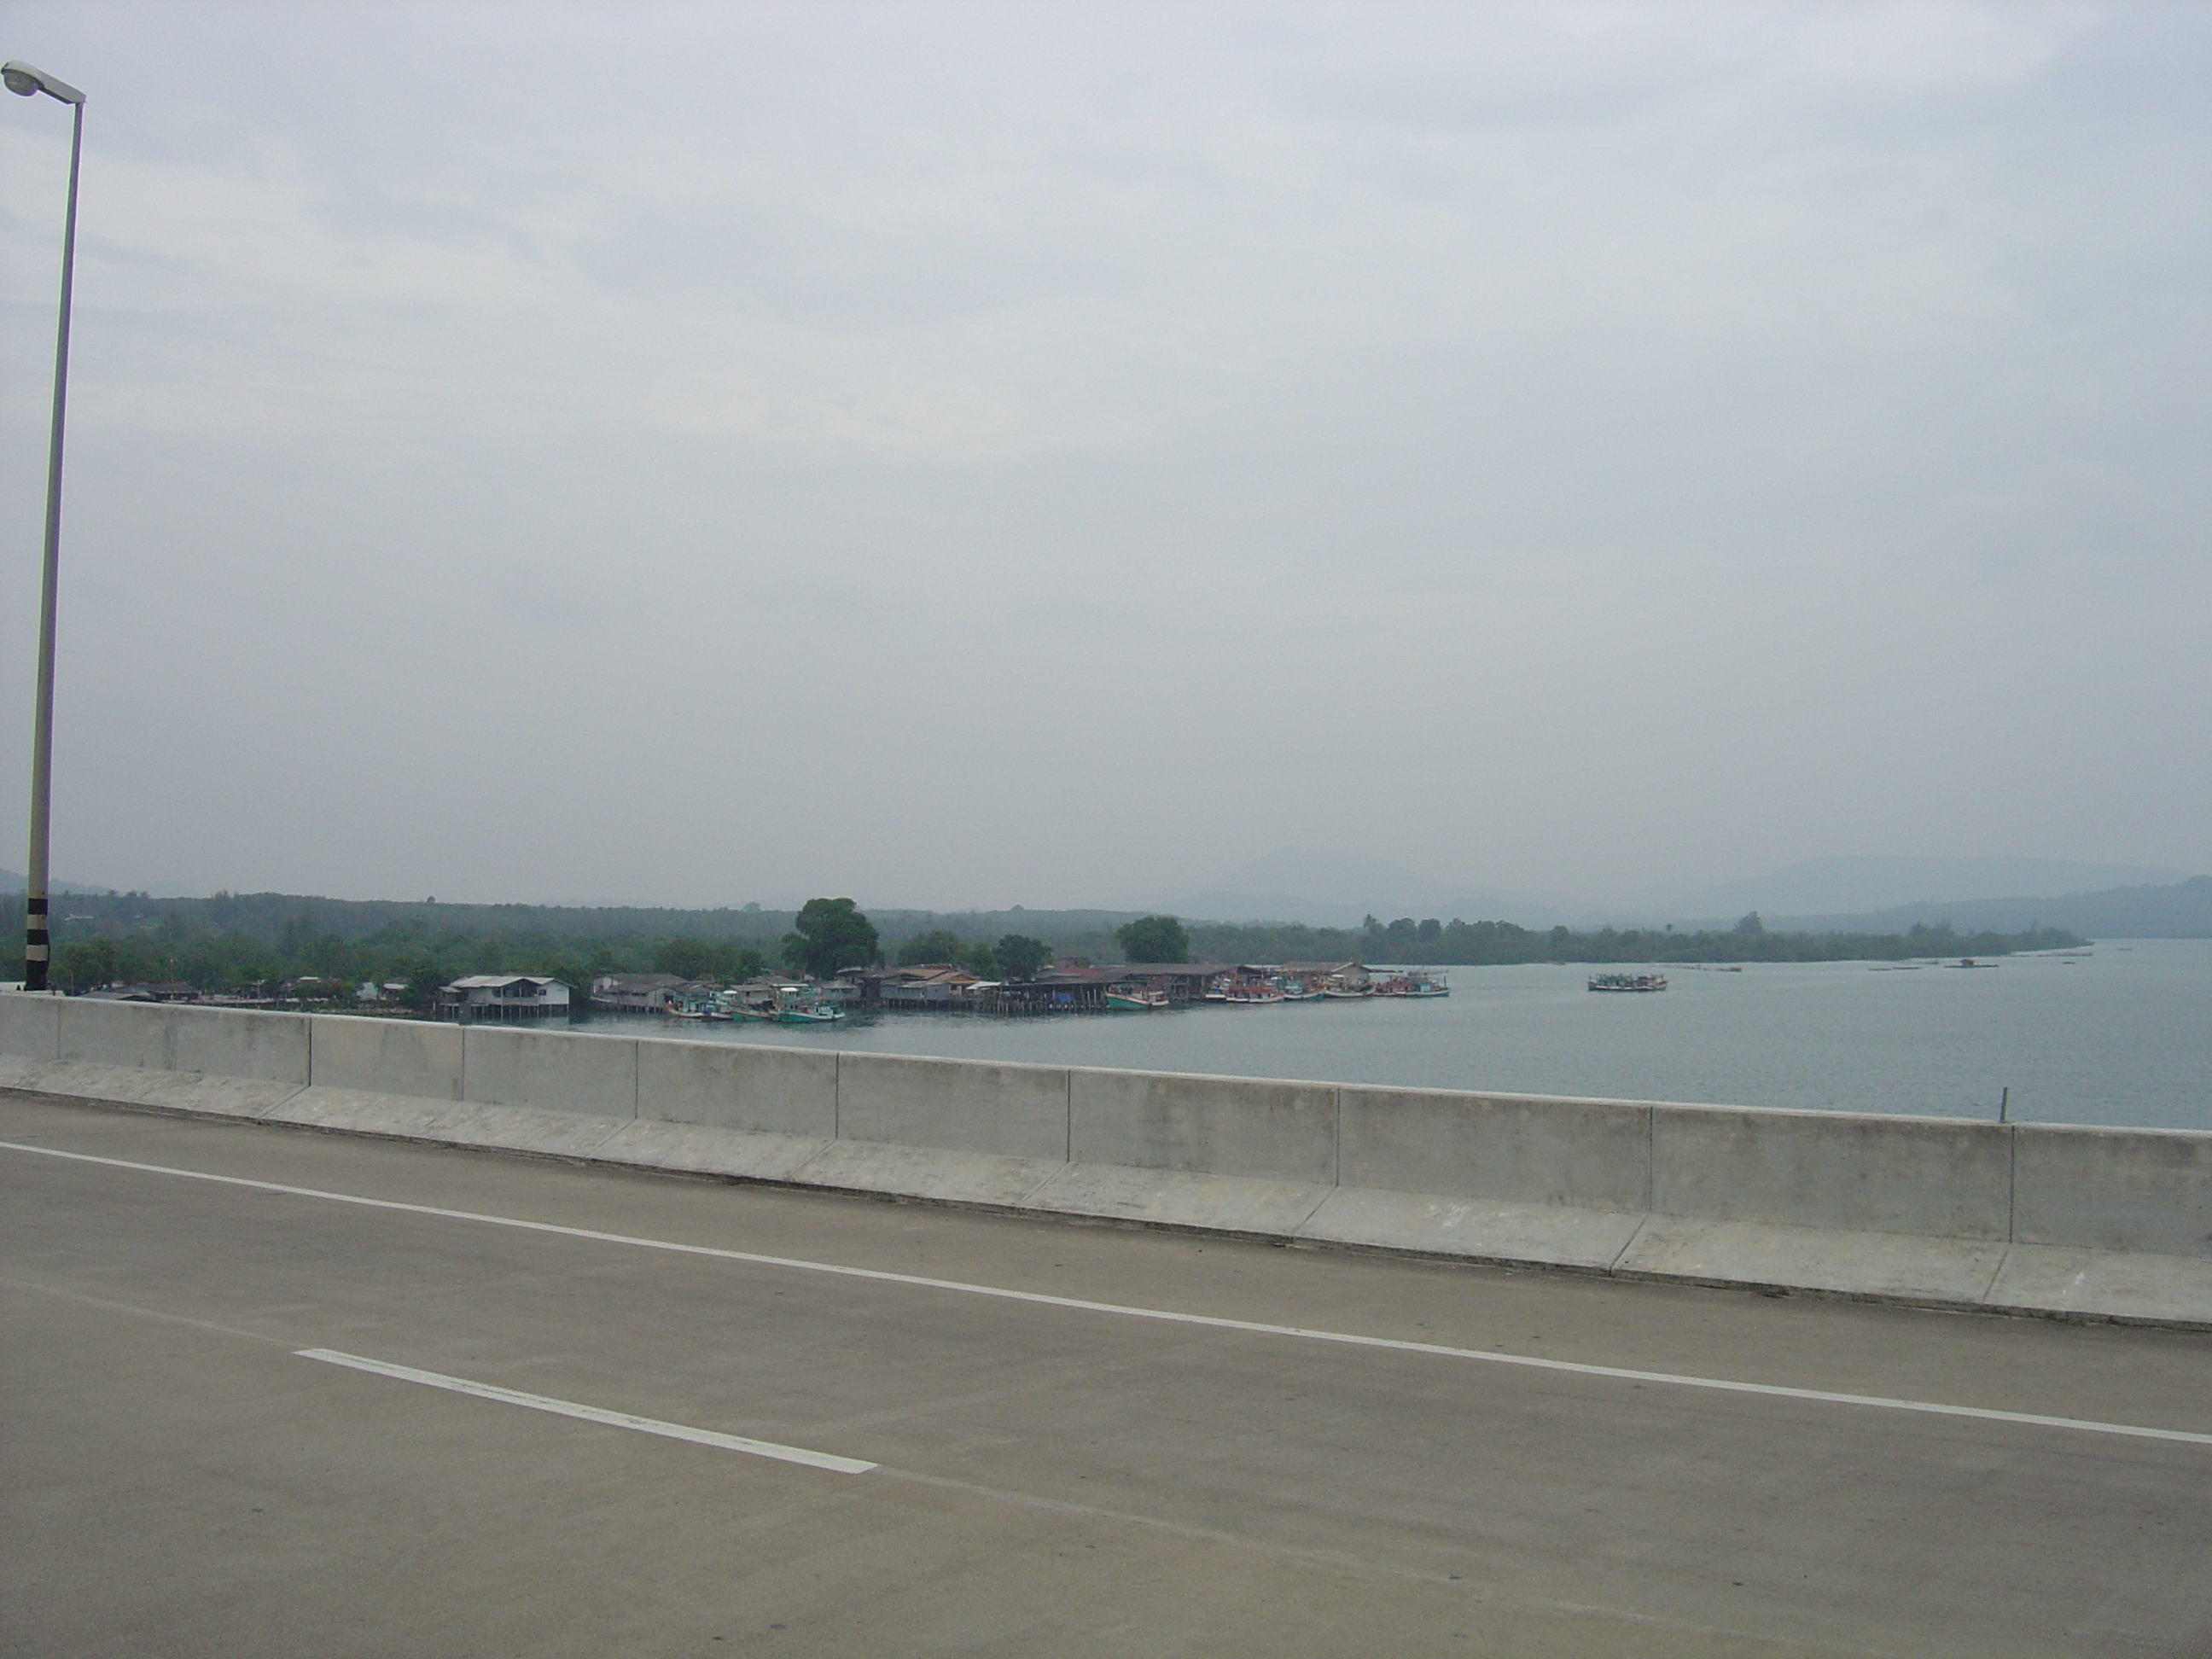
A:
1162;847;1582;929
1662;855;2193;923
1753;876;2212;940
1160;849;2209;934
0;870;118;897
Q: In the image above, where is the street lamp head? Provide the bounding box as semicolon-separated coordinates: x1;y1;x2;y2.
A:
3;61;85;105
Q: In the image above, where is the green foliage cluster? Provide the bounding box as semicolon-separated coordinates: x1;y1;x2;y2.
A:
891;927;1053;981
781;899;881;979
654;938;766;984
4;888;2087;1004
12;894;783;1005
993;934;1051;981
1114;914;1190;963
896;928;970;968
1187;914;2085;966
879;926;1111;972
5;890;1151;982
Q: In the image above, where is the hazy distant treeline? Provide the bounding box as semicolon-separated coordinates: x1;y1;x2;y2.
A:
25;911;780;1001
2;889;2084;996
1193;914;2087;966
0;891;1129;997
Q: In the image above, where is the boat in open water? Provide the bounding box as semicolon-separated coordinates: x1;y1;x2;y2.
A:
1587;972;1668;993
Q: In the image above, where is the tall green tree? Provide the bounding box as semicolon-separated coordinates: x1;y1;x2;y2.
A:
896;928;969;967
963;940;1001;980
994;934;1051;981
56;937;119;992
782;898;880;978
1115;914;1190;963
655;937;719;981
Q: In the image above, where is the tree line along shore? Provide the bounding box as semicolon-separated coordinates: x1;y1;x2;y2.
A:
3;890;2084;1004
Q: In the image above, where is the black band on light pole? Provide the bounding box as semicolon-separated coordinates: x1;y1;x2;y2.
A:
25;897;50;968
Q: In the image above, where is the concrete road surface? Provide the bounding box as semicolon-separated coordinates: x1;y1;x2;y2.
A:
3;1091;2209;1659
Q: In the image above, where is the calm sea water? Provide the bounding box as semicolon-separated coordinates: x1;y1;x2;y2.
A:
576;938;2212;1131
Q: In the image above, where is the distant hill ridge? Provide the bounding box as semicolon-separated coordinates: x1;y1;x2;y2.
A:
0;888;1150;950
1734;876;2212;940
1162;850;2198;932
8;875;2207;942
0;870;118;897
1659;854;2194;920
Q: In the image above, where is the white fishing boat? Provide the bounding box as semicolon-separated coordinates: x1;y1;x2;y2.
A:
1374;972;1449;998
1587;972;1668;993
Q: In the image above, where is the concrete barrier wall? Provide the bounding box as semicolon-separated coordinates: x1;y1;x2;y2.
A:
0;992;61;1059
636;1039;836;1138
1650;1104;2013;1241
55;997;177;1070
1071;1067;1336;1185
3;992;2208;1259
1338;1086;1650;1213
51;998;311;1086
461;1027;637;1119
2012;1125;2212;1259
311;1016;464;1101
176;1006;311;1085
835;1052;1068;1160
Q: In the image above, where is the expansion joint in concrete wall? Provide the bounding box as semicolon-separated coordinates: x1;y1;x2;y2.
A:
1607;1214;1653;1273
2005;1122;2017;1243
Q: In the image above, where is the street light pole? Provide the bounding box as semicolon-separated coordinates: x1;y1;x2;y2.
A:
5;61;86;992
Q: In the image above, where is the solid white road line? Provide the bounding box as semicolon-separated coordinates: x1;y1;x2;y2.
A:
9;1137;2211;1449
295;1348;876;1473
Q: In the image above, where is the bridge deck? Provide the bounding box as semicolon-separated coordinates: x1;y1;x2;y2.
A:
5;1091;2209;1658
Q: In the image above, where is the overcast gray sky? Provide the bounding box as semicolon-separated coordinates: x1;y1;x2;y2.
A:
3;1;2207;911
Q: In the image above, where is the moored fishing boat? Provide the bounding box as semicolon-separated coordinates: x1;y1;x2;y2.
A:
1106;987;1169;1011
1373;971;1450;998
1587;971;1668;992
727;982;848;1022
